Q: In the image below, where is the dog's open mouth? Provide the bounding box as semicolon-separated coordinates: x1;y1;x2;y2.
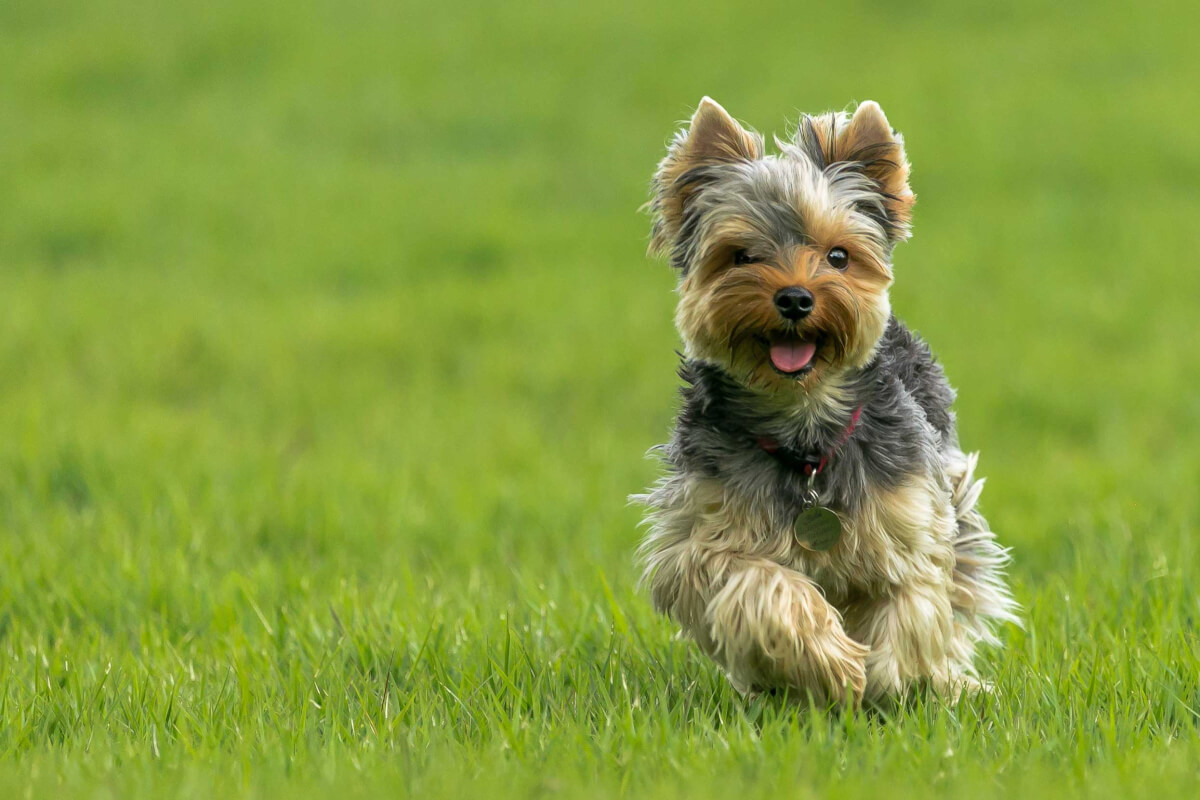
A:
767;334;818;377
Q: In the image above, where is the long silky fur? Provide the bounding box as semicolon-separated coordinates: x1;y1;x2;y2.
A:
635;98;1018;704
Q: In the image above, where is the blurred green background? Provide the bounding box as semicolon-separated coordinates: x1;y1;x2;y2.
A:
1;0;1198;796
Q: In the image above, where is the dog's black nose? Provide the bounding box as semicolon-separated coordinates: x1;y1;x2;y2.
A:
773;287;814;320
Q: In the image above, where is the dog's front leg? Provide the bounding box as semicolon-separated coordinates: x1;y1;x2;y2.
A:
843;573;953;702
841;479;982;702
843;573;986;702
646;539;868;703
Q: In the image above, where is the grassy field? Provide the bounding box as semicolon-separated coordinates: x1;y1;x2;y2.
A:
2;0;1200;796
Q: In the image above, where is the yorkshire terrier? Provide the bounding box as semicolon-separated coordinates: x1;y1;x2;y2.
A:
636;98;1017;704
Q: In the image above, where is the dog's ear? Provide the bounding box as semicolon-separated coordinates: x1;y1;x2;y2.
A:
674;97;762;164
799;100;914;243
649;97;763;260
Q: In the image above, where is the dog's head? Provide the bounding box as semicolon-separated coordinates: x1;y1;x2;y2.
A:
649;98;914;393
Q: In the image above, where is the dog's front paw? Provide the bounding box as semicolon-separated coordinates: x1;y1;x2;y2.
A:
864;664;992;706
936;673;992;699
706;565;869;704
794;627;869;705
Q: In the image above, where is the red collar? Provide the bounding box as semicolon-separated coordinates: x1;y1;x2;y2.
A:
756;406;863;477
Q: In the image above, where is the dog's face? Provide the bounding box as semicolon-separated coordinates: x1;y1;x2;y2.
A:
649;98;914;393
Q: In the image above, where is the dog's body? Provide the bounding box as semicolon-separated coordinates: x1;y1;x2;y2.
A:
636;98;1017;704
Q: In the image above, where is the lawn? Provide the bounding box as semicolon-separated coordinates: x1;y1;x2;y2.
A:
1;0;1199;796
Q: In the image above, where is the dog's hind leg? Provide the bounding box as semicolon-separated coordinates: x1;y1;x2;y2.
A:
944;450;1020;649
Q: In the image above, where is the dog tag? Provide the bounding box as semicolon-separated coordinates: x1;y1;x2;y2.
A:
793;472;841;551
793;506;842;551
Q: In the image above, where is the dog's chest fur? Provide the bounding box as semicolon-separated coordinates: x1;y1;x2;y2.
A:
660;317;960;597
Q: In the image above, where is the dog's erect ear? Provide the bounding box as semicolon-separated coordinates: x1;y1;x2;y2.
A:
798;100;914;243
676;97;762;164
649;97;763;259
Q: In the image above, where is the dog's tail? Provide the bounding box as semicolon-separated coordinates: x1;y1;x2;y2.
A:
946;450;1021;646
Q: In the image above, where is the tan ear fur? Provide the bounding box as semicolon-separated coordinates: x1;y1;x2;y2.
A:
800;100;914;240
649;97;763;255
840;101;913;218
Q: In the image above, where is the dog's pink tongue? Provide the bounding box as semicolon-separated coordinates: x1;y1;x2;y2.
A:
770;339;816;373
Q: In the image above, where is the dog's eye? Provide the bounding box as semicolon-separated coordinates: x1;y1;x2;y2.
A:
827;247;849;270
732;249;755;266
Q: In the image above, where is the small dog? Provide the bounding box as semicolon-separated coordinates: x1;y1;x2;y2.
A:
636;98;1018;704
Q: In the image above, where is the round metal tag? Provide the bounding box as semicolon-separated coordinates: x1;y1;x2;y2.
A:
793;506;842;551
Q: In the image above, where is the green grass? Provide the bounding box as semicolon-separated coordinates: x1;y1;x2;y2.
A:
2;0;1200;796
